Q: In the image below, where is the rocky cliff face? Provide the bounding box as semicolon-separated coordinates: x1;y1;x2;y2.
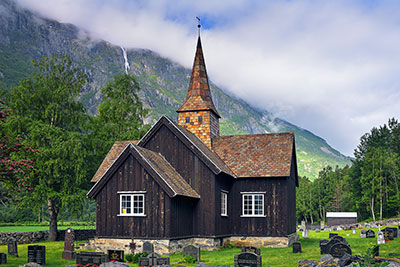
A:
0;0;351;179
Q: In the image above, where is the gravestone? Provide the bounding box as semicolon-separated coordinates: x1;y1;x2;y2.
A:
303;229;309;239
301;220;306;231
62;227;76;260
242;246;261;256
388;227;398;238
360;230;367;238
382;228;394;241
28;245;46;265
366;229;375;238
0;253;6;264
108;250;124;262
329;243;352;258
142;242;154;254
7;238;18;257
138;257;150;267
352;229;356;235
329;233;338;239
320;239;340;255
234;252;261;267
377;230;385;245
331;235;346;243
183;245;200;262
372;245;379;257
76;251;107;266
138;252;169;267
320;220;325;230
292;242;302;253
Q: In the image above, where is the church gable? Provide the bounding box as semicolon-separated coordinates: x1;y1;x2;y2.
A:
87;143;199;199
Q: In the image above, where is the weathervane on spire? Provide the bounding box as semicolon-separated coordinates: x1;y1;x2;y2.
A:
196;17;201;36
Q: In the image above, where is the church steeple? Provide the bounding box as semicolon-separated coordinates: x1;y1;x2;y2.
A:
177;31;220;149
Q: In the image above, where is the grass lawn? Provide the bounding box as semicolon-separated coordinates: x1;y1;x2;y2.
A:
0;225;95;233
0;228;399;267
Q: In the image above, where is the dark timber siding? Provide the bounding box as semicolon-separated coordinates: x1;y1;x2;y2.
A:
327;217;357;226
142;124;215;236
230;177;290;237
96;154;171;238
286;152;297;234
215;174;234;236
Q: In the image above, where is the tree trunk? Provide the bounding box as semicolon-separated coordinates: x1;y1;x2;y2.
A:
371;196;375;222
48;198;58;241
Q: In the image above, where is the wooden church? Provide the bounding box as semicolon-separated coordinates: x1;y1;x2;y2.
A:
87;34;299;254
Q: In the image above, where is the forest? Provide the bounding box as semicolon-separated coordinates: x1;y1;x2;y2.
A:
296;118;400;223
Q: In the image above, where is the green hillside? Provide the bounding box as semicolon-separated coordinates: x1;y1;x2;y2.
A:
0;0;351;179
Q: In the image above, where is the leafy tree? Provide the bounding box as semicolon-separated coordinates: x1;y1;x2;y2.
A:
89;73;149;167
6;54;90;240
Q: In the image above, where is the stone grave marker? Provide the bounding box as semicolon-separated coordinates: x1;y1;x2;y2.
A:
142;242;154;254
377;230;385;245
301;220;306;231
372;245;379;257
319;240;329;255
382;228;394;241
389;227;398;238
366;229;375;238
108;250;124;262
329;233;338;239
360;230;367;238
0;253;6;264
320;220;325;230
292;241;302;253
7;238;18;257
138;257;150;267
156;257;170;265
320;239;340;255
183;245;201;262
76;251;107;266
242;246;261;256
329;243;352;258
62;227;76;260
331;235;346;243
234;252;261;267
352;229;356;235
303;229;309;239
28;245;46;265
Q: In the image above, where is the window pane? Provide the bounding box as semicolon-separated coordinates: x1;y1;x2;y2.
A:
221;192;227;216
254;195;263;215
243;195;253;215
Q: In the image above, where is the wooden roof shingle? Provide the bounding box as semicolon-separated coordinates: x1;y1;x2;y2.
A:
212;133;295;178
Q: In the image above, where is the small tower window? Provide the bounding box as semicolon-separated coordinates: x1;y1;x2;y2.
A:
198;116;203;123
186;117;190;123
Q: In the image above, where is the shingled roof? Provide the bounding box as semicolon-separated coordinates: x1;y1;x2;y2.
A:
88;143;199;199
135;146;200;198
212;133;295;178
138;116;234;177
176;36;220;118
91;140;138;183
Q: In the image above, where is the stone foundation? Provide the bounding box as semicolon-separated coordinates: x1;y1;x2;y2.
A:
89;234;298;255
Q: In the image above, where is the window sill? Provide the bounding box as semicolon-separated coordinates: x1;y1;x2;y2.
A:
240;215;266;218
117;214;147;217
221;214;228;217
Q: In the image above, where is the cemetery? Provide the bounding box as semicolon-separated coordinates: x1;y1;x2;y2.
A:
0;223;399;266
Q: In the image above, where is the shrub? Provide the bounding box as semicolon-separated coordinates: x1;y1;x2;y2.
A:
125;252;148;263
183;255;197;263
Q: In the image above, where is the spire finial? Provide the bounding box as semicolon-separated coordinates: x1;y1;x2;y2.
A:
196;17;201;37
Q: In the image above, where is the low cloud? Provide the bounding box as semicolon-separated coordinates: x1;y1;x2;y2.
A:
16;0;400;156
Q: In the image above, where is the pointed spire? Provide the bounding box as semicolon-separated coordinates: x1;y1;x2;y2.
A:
177;35;220;118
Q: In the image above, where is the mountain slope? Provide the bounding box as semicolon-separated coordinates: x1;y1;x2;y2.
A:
0;0;351;179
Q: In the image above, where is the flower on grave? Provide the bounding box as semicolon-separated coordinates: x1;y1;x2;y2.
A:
92;265;99;267
76;265;83;267
85;264;90;267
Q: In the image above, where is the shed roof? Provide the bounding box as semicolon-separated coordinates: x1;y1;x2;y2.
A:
212;133;295;178
326;212;357;218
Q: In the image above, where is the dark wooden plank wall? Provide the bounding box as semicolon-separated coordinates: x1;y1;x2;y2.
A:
286;153;297;234
230;178;290;237
214;174;234;236
143;125;215;236
96;154;171;238
170;196;195;238
327;217;357;226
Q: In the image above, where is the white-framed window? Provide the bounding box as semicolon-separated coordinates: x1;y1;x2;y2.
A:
118;192;146;216
241;193;265;217
221;191;228;216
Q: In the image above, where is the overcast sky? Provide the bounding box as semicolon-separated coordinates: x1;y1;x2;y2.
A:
16;0;400;156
